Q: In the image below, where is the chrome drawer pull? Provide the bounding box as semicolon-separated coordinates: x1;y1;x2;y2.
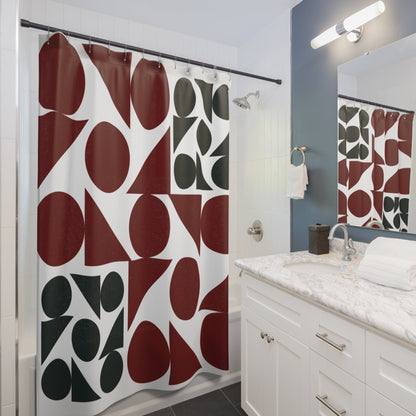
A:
260;331;267;339
315;332;346;351
316;394;346;416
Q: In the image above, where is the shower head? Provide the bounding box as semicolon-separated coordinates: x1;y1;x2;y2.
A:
232;90;260;110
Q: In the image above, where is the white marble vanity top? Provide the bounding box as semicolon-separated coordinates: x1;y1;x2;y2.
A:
235;240;416;347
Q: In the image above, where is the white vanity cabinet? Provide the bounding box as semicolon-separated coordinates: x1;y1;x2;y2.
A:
241;272;416;416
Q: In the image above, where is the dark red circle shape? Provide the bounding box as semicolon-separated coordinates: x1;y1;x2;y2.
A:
38;192;85;266
128;321;170;383
39;33;85;114
201;195;228;254
348;190;372;218
131;59;170;130
200;313;229;370
129;195;170;257
85;122;130;193
170;258;200;320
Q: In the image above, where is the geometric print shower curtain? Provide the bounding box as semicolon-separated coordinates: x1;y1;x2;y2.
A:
338;97;414;232
37;33;229;416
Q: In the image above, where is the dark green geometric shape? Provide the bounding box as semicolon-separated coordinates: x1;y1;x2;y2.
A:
338;140;347;156
195;79;213;122
42;275;72;318
71;273;100;318
71;359;100;402
360;128;369;144
345;126;360;143
101;271;124;313
211;134;229;157
197;120;212;155
100;309;124;359
41;316;73;364
173;116;197;151
359;144;369;160
196;154;212;190
41;359;71;401
400;198;409;214
346;143;359;159
174;78;196;117
174;154;196;189
359;109;369;127
384;196;394;212
338;124;346;141
211;157;229;190
382;215;393;230
213;85;229;120
72;319;100;362
393;213;401;229
100;351;123;393
339;105;359;123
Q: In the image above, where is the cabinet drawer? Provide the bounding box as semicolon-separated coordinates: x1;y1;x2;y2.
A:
366;331;416;414
310;351;365;416
309;305;365;381
366;386;414;416
242;273;310;344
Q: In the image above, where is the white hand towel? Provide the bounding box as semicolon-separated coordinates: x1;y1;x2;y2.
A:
358;237;416;290
287;163;308;199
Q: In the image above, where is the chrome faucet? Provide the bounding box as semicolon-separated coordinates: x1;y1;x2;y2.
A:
328;223;356;261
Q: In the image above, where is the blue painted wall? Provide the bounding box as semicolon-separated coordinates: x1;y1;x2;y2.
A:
291;0;416;251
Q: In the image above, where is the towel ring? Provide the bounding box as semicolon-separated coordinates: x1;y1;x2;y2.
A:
290;146;307;164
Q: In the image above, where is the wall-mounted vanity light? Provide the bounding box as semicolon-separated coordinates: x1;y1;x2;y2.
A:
310;1;385;49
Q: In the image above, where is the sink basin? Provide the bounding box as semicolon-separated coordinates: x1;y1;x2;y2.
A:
283;261;340;274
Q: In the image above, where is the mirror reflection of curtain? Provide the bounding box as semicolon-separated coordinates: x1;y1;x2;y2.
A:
338;98;414;232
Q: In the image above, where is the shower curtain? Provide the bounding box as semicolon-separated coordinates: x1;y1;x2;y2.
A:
338;98;414;232
37;33;229;416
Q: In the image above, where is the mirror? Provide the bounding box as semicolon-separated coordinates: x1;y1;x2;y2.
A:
337;33;416;233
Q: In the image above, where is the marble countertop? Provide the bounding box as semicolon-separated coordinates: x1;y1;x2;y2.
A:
235;240;416;347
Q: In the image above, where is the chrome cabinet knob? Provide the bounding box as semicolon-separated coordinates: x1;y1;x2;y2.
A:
266;335;275;343
260;331;267;339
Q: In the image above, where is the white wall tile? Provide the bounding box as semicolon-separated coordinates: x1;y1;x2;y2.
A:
80;9;99;36
0;49;17;140
30;0;47;23
114;17;130;44
0;0;17;50
0;140;17;228
46;0;64;27
1;316;16;405
63;4;81;33
1;227;16;318
98;12;115;40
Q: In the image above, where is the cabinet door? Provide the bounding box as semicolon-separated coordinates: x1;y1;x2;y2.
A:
241;307;309;416
242;307;278;416
366;386;414;416
310;351;365;416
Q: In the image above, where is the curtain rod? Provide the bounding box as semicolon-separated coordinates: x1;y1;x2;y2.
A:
338;94;414;114
21;19;282;85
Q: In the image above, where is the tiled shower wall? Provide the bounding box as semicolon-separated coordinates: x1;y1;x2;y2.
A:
0;0;18;414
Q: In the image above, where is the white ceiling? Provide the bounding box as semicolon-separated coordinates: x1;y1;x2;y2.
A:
58;0;302;46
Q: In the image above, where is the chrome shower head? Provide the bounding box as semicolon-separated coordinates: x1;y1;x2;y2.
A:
232;91;260;110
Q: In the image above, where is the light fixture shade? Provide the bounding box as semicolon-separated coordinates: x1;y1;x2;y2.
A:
310;1;385;49
343;1;385;31
310;25;341;49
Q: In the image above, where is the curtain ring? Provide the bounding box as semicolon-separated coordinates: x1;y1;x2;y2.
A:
174;56;177;70
142;48;145;59
187;60;191;76
158;53;161;68
66;31;71;45
214;65;217;81
47;26;50;44
88;37;92;53
124;45;127;62
201;63;204;74
108;41;111;56
229;68;232;82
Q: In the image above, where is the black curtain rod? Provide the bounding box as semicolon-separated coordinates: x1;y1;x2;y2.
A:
21;19;282;85
338;94;414;114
